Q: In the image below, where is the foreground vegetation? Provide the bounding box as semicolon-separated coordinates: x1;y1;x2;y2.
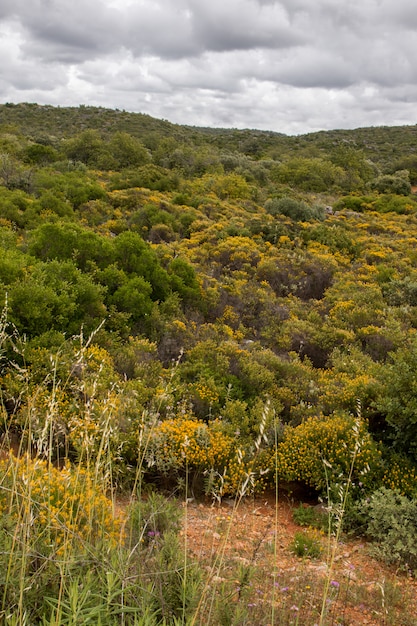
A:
1;103;417;622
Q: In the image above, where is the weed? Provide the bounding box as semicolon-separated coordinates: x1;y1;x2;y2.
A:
290;529;323;559
293;504;329;531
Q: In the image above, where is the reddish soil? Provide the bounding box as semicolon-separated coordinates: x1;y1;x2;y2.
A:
183;492;417;625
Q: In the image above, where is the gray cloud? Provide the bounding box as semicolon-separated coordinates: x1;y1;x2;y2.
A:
1;0;417;134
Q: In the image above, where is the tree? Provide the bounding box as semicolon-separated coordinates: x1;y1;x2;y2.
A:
61;130;106;167
108;132;150;169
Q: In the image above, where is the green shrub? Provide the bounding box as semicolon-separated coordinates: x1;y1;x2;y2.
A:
332;194;373;212
358;487;417;573
372;194;417;214
265;197;323;221
370;173;411;195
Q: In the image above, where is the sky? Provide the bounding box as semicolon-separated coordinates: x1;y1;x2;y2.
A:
1;0;417;136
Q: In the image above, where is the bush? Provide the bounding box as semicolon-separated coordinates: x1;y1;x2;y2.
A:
381;453;417;497
145;417;270;496
358;487;417;573
372;194;417;214
145;417;234;474
333;195;371;212
128;491;182;546
265;197;323;221
370;173;411;196
273;413;381;493
0;452;124;558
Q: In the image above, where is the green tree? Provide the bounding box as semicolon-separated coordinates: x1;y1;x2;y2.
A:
61;130;106;167
108;132;150;169
271;157;344;192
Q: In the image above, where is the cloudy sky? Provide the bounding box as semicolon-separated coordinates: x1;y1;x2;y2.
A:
1;0;417;135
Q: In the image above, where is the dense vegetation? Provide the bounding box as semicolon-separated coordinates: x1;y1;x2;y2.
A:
2;103;417;623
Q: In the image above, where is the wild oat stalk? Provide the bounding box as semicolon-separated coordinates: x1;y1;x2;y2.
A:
319;400;366;626
270;412;280;626
190;398;273;626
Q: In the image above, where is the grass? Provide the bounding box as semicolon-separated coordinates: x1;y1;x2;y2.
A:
0;442;415;625
0;328;415;624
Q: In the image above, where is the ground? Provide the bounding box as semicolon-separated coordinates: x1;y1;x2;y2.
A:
182;491;417;625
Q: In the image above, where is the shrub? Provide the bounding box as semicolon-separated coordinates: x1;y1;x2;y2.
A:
128;491;182;546
370;173;411;196
381;453;417;497
358;487;417;573
265;197;322;221
333;194;371;212
145;417;234;474
212;447;271;498
273;413;381;493
372;194;417;214
145;417;271;497
0;452;124;558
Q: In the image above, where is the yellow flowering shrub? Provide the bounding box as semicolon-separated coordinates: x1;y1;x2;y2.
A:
273;413;381;492
0;452;124;556
145;418;234;474
192;381;220;406
381;454;417;497
317;369;379;414
221;448;271;496
145;417;272;496
79;344;119;395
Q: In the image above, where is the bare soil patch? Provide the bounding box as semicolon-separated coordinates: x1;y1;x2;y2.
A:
183;492;417;625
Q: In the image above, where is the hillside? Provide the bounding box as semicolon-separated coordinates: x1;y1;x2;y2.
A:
2;102;417;163
1;103;417;623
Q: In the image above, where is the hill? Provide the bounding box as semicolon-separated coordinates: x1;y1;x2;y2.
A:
0;102;417;623
2;102;417;163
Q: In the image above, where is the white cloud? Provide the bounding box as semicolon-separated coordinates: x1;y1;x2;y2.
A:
0;0;417;134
